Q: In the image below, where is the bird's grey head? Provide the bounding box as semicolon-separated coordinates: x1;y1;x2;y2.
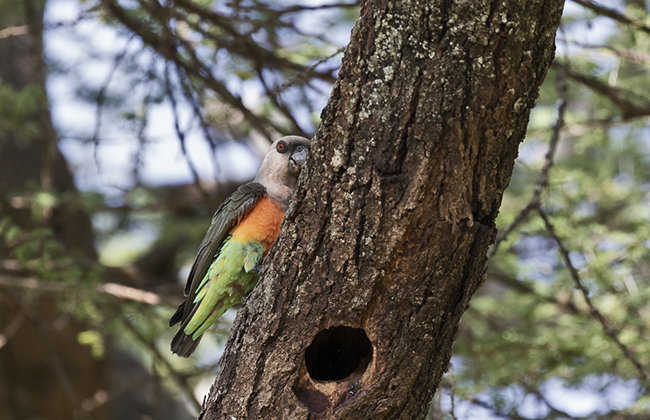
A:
254;135;311;209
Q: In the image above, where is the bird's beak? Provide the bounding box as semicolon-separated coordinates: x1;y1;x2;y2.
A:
289;145;309;176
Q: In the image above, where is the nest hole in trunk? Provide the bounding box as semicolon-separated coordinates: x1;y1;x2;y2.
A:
305;325;372;381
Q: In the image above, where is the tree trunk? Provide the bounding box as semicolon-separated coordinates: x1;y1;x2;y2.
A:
204;0;564;418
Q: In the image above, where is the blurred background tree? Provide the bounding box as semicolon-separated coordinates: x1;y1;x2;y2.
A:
0;0;648;419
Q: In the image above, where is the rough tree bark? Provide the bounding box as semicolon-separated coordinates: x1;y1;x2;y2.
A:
204;0;564;418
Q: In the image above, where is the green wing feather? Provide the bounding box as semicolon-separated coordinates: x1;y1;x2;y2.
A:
170;182;265;357
184;238;264;339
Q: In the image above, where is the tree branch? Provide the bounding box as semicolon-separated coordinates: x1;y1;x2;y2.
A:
164;62;215;207
537;208;650;383
105;0;283;140
554;62;650;119
224;1;360;15
122;319;202;413
571;0;650;35
171;0;337;83
0;274;167;306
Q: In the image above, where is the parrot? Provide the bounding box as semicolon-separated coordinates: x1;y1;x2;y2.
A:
170;135;311;357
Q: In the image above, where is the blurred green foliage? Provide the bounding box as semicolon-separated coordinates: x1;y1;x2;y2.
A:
1;0;650;419
449;2;650;418
0;82;46;143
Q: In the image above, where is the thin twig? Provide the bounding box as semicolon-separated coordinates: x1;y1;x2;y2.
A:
0;274;163;305
569;42;650;64
448;362;457;420
525;116;614;141
571;0;650;36
131;55;160;186
554;62;650;119
489;269;582;315
122;320;202;413
257;67;309;137
167;4;335;83
91;41;135;173
164;62;214;207
525;385;576;420
106;0;282;141
466;396;522;420
537;208;650;383
225;1;360;15
271;47;345;94
174;64;221;178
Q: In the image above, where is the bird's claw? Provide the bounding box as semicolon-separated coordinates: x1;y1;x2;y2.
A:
241;291;252;305
248;264;263;275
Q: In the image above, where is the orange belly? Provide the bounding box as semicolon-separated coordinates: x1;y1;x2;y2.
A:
230;197;284;255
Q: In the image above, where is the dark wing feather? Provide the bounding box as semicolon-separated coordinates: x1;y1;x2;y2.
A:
170;182;265;328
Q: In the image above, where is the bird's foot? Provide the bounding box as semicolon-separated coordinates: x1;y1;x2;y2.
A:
248;264;263;275
241;291;252;305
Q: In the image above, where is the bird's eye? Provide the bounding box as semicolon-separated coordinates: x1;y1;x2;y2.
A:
276;141;287;153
